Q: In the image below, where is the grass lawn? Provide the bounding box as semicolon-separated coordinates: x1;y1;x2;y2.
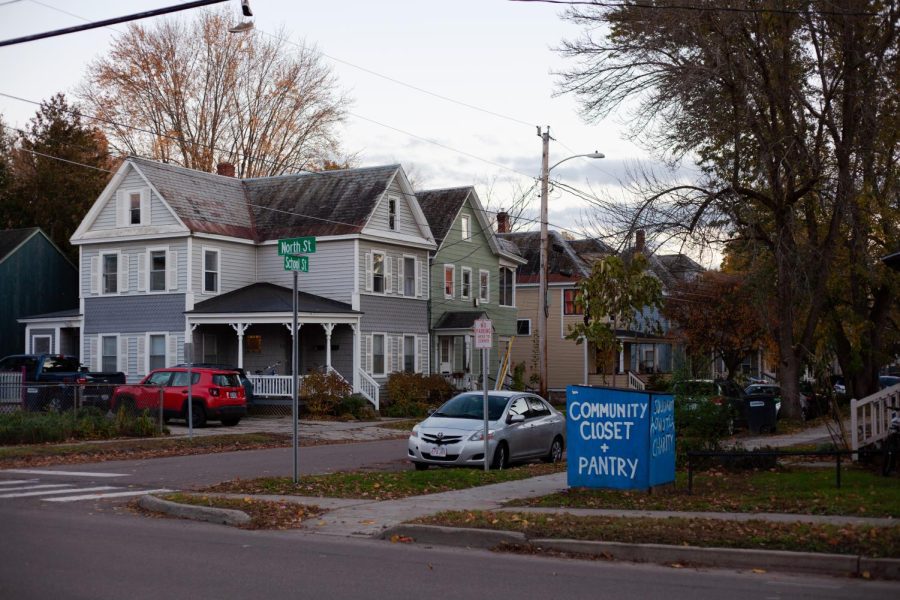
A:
203;462;565;501
0;433;293;468
507;467;900;517
414;511;900;558
149;493;323;529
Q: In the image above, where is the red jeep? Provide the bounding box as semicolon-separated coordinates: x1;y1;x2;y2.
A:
111;367;246;427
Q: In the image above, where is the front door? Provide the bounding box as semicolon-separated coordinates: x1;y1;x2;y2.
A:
439;337;453;374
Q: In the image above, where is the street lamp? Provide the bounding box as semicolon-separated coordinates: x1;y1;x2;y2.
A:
537;126;604;398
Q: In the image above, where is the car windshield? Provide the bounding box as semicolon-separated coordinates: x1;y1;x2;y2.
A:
432;393;510;420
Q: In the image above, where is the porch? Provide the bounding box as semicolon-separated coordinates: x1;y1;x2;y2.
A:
432;311;496;391
586;332;676;390
186;283;377;408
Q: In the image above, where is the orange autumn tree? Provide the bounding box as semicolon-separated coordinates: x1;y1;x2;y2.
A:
663;271;769;381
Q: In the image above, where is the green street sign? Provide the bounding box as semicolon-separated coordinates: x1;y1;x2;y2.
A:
278;236;316;256
283;255;309;272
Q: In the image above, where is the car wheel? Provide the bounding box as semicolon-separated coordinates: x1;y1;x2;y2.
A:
413;462;429;471
186;402;207;428
543;436;564;463
491;442;509;470
221;417;240;427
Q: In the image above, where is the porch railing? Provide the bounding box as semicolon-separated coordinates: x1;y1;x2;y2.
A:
0;371;23;406
247;375;295;398
628;371;646;391
357;369;380;410
851;382;900;455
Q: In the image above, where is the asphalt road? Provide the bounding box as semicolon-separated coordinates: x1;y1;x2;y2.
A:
1;502;892;600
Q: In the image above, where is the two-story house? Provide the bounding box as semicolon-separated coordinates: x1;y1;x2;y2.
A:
54;157;436;407
417;187;525;389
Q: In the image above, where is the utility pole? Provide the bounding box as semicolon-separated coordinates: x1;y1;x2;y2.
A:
538;126;550;398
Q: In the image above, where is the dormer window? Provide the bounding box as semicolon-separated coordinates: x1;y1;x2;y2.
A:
388;198;397;230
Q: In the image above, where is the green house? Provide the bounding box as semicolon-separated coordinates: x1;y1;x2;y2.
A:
0;228;78;358
417;188;525;389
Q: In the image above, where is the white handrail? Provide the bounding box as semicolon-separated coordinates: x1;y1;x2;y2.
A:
851;383;900;455
357;369;380;410
628;371;645;391
247;375;295;398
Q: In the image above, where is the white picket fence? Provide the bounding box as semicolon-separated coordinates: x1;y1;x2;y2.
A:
0;371;23;407
851;383;900;455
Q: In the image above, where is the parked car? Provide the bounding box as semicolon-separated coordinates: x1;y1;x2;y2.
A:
407;391;565;470
673;379;746;433
0;353;125;411
879;375;900;390
744;383;783;417
175;363;254;404
111;367;246;427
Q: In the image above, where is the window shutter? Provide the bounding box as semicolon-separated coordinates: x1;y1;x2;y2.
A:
89;337;99;372
397;258;404;295
137;253;147;292
365;252;373;292
115;190;125;227
168;335;179;365
118;336;128;374
141;189;150;225
119;254;129;293
392;335;401;373
384;256;392;295
137;336;146;375
90;256;100;294
418;336;428;374
167;250;178;291
364;335;372;373
414;259;421;297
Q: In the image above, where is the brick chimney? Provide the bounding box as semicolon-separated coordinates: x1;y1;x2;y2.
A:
216;162;236;177
635;229;646;253
497;210;509;233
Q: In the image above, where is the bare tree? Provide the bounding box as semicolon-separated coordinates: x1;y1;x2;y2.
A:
478;174;539;232
556;1;899;418
79;9;349;177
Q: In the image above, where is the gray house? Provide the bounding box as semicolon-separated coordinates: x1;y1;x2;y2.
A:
49;158;437;407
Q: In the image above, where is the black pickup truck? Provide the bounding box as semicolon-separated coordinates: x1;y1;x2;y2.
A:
0;354;126;411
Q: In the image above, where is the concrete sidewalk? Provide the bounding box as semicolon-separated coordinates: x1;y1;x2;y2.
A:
166;416;409;442
731;419;848;450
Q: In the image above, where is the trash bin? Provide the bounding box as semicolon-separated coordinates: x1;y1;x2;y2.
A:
744;394;777;434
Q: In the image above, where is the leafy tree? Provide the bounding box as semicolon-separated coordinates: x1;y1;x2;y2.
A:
663;271;770;381
566;253;663;380
6;94;113;259
555;1;899;417
79;9;349;177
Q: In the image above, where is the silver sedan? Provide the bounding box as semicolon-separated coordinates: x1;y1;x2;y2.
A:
407;390;565;470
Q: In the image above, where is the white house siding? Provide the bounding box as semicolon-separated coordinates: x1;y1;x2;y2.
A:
256;239;356;304
91;169;179;231
191;237;256;298
369;180;424;238
83;331;184;382
358;240;429;301
81;239;189;297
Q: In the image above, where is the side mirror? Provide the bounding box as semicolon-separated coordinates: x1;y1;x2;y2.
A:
507;413;525;424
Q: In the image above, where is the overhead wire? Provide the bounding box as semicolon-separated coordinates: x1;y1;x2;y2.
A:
507;0;881;17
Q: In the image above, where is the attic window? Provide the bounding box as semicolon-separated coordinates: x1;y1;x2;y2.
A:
129;193;142;224
461;215;471;241
388;198;397;230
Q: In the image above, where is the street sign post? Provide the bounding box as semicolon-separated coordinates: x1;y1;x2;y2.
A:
277;236;316;256
278;236;316;484
474;318;492;471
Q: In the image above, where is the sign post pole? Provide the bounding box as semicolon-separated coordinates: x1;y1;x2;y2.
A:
473;318;493;472
292;269;299;484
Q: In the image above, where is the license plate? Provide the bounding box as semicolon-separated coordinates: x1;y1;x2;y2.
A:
228;391;237;398
749;400;764;407
430;445;447;457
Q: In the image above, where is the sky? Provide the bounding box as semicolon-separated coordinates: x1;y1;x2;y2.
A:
0;0;704;260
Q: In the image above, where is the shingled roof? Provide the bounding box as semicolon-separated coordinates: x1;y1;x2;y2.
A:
129;158;402;242
188;282;359;314
497;230;590;284
0;228;40;263
416;187;470;246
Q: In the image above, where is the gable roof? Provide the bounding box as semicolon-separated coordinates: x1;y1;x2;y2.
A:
497;230;590;284
416;187;470;246
0;228;39;263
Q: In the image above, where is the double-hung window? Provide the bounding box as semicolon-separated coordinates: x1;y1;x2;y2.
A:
461;267;472;299
372;252;385;294
148;334;166;371
203;249;219;293
372;334;385;375
403;256;416;296
150;250;166;292
129;192;142;225
479;270;489;303
460;215;470;241
499;267;514;306
403;335;416;372
563;289;583;315
101;335;117;372
102;253;118;294
388;198;397;230
444;265;455;298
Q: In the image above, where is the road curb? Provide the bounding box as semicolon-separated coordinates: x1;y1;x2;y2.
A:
382;524;899;580
380;524;527;548
138;494;251;527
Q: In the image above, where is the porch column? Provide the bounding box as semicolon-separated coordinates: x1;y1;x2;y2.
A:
230;322;248;369
350;323;360;392
619;346;625;374
321;323;335;371
284;322;302;375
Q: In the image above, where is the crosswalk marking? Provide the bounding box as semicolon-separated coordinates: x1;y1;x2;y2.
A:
0;486;114;499
0;484;72;492
45;489;173;503
0;479;37;486
2;469;128;478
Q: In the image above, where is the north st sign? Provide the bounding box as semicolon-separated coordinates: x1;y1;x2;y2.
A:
277;236;316;256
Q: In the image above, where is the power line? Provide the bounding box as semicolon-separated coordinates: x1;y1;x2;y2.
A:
0;0;228;47
508;0;881;17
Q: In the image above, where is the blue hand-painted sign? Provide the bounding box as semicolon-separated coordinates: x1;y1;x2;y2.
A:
566;385;675;490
